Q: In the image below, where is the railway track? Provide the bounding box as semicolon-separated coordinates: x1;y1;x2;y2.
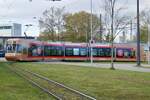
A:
7;64;96;100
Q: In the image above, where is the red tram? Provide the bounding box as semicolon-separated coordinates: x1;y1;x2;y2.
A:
5;39;138;61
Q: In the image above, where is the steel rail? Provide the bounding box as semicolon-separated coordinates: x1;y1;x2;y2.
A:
7;65;96;100
7;66;62;100
20;67;96;100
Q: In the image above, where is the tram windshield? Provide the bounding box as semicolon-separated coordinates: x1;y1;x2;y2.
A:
6;43;22;53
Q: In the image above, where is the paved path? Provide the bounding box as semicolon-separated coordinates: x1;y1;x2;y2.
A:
44;62;150;73
1;57;150;73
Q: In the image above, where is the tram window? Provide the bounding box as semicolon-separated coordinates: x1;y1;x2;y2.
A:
50;46;57;56
29;45;43;56
124;51;129;57
6;44;18;53
65;48;73;56
124;49;130;58
117;48;131;58
97;48;105;57
128;49;132;57
117;49;124;57
80;48;87;56
92;48;97;56
56;47;63;56
131;50;135;57
73;48;79;56
44;46;50;56
12;44;16;51
104;48;111;57
44;46;62;56
16;44;22;53
6;44;12;53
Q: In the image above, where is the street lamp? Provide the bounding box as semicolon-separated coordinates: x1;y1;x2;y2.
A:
90;0;93;64
137;0;141;66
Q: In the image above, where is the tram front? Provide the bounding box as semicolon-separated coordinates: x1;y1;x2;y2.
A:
5;39;22;61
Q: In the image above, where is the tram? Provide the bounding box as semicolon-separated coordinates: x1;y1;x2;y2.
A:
5;39;138;61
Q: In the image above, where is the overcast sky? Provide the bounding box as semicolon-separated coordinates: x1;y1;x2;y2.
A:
0;0;150;36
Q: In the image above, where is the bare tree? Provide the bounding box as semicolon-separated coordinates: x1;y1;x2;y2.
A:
102;0;130;69
39;6;65;41
140;9;150;43
141;9;150;25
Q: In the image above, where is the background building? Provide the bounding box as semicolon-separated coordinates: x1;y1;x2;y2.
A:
0;23;22;37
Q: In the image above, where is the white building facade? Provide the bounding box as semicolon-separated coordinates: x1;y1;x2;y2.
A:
0;23;22;37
